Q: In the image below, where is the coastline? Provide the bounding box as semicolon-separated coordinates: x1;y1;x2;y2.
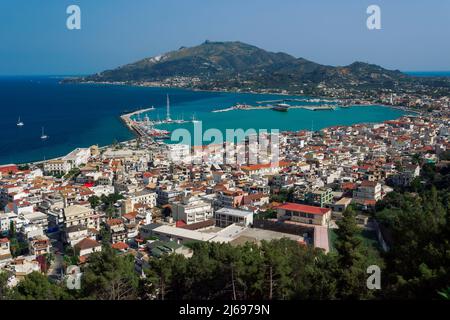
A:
64;79;422;115
7;81;418;166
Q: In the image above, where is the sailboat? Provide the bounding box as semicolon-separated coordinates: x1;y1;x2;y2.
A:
191;113;200;123
174;113;185;124
40;127;48;140
17;117;24;127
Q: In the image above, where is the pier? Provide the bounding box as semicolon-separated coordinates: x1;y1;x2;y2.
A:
255;98;336;104
211;104;337;113
120;108;152;137
122;107;155;118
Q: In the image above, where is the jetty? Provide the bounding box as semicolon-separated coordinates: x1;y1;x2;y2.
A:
291;105;336;111
256;98;336;104
211;103;337;113
120;108;153;137
123;107;155;118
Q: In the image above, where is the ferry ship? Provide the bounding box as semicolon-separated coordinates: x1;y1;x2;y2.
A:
272;103;289;112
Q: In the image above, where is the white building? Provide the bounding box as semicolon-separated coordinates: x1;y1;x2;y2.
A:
43;159;72;175
63;205;100;230
20;212;48;230
74;238;102;258
90;185;115;198
0;238;12;266
63;225;90;246
44;148;91;175
214;207;254;228
6;255;40;280
171;195;213;224
129;189;157;208
21;224;44;240
62;148;91;167
167;144;191;163
0;185;24;207
0;212;18;234
353;181;382;203
142;224;225;244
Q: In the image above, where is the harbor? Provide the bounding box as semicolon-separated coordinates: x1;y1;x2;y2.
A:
121;95;200;140
0;78;413;165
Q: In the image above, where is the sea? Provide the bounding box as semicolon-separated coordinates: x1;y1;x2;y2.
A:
0;75;415;165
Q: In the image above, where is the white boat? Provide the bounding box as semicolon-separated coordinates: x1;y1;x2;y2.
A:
40;127;48;140
17;117;24;127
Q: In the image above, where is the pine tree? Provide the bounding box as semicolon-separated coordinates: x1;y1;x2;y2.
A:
334;207;371;299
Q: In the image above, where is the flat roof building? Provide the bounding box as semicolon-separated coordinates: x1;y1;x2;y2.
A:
277;203;331;227
214;207;254;228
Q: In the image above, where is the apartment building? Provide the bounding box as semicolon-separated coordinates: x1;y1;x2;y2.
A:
156;188;180;205
306;188;334;207
63;205;100;230
106;218;127;243
218;189;246;208
129;189;157;208
43;160;72;175
171;195;213;225
28;235;51;256
353;181;382;203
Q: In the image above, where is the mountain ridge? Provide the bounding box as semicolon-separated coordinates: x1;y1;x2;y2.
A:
70;41;447;95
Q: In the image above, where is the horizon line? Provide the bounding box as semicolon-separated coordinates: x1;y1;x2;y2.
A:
1;70;450;77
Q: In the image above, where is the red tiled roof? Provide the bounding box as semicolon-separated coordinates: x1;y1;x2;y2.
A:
241;161;290;172
111;242;129;250
277;203;330;215
107;218;124;226
361;180;378;187
122;212;138;220
74;238;100;250
363;199;377;206
342;182;357;190
0;165;18;174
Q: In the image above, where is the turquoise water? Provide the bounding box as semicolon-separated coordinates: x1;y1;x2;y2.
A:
143;96;407;145
0;76;406;164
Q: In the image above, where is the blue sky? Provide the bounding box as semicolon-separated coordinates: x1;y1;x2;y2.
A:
0;0;449;75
